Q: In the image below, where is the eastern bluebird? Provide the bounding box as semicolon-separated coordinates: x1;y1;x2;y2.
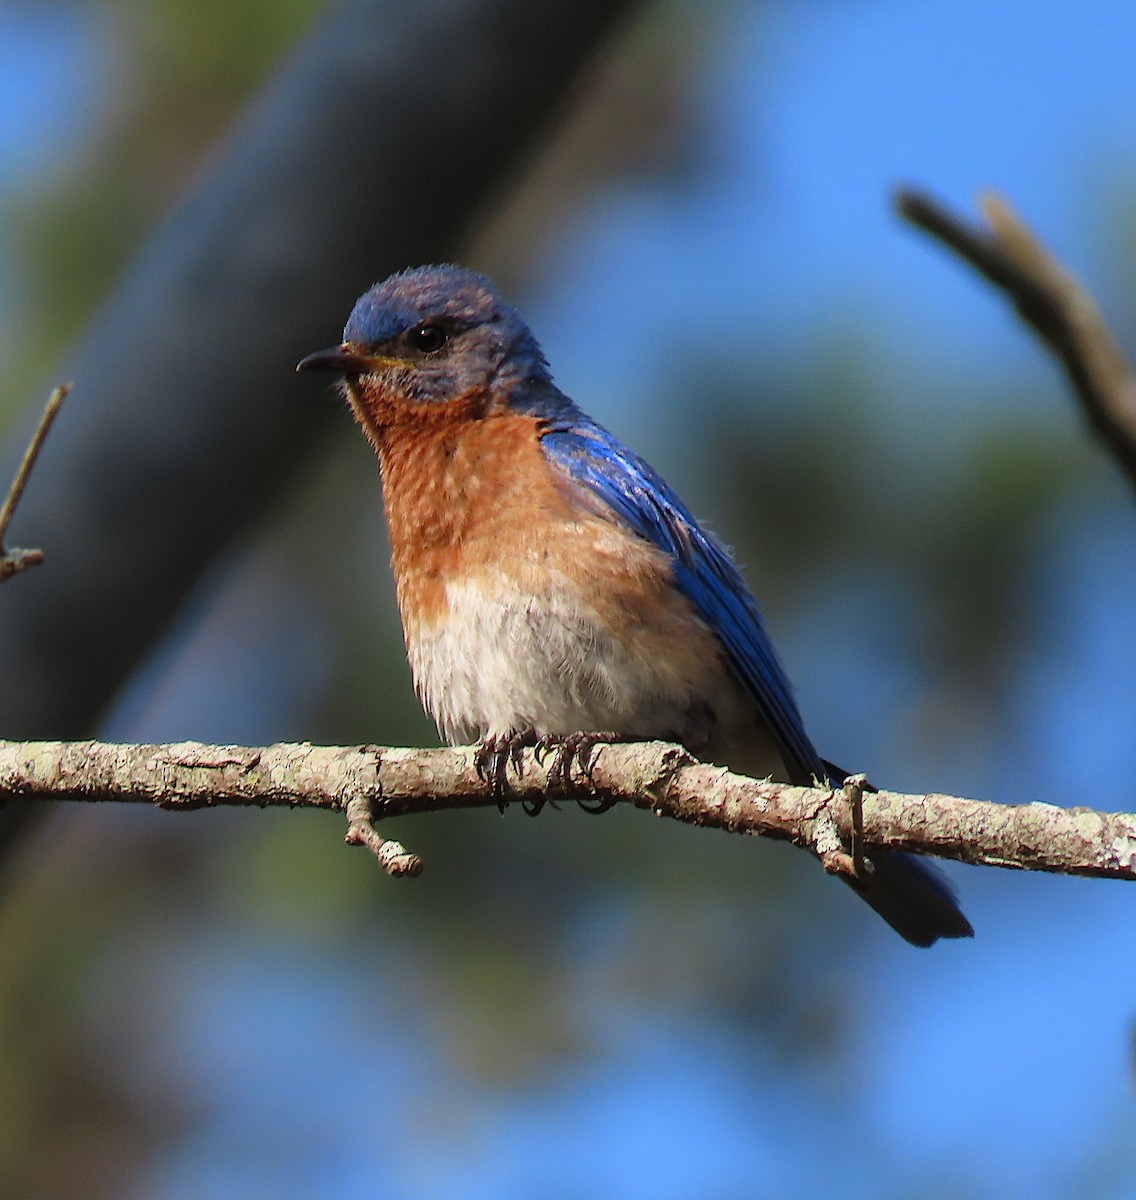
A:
298;265;972;947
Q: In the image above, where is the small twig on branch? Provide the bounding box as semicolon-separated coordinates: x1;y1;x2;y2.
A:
0;384;71;583
896;188;1136;496
1;738;1135;884
344;793;423;877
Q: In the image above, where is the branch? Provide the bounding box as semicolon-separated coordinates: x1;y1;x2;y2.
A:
896;188;1136;495
0;385;69;584
1;738;1133;882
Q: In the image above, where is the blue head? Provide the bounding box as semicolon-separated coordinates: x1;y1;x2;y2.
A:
298;265;559;415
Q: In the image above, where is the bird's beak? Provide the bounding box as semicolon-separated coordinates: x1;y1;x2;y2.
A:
296;343;375;375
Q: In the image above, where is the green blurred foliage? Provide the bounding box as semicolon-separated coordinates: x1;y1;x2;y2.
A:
698;342;1090;694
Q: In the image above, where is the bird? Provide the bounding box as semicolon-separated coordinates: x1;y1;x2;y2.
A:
297;264;973;947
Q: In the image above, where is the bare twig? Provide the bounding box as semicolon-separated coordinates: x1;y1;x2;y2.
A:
0;384;70;583
897;189;1136;494
1;738;1134;884
344;793;423;876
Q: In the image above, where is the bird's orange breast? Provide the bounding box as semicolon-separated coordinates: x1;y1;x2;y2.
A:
372;399;578;630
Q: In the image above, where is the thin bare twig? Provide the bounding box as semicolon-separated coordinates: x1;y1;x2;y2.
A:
0;384;71;583
344;793;423;876
1;738;1134;884
897;189;1136;494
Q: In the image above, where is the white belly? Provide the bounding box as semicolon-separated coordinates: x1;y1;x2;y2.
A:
406;575;743;747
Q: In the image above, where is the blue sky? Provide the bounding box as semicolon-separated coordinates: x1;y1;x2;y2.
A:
531;0;1136;419
0;7;99;185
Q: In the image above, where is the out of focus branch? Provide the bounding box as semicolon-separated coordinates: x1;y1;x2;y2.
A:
897;188;1136;494
0;385;69;584
2;738;1134;883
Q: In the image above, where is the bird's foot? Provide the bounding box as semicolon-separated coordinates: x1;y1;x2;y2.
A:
532;731;625;814
475;728;538;813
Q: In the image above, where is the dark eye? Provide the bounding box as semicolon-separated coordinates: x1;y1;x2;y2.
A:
411;323;447;354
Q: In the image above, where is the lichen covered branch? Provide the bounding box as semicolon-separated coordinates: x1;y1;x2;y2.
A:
1;738;1133;883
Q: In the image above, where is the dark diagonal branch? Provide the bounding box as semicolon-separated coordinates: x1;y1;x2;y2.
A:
1;739;1134;883
0;385;69;584
897;188;1136;494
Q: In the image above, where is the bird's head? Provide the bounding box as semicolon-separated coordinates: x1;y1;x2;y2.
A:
297;265;554;429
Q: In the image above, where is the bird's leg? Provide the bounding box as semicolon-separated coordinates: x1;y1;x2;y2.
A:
533;731;629;814
474;727;538;813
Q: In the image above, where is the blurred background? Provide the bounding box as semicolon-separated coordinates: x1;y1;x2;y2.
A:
1;0;1135;1196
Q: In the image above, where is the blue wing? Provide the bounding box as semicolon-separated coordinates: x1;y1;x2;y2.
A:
540;413;825;780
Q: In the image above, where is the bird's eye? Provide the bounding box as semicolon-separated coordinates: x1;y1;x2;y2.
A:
411;323;447;354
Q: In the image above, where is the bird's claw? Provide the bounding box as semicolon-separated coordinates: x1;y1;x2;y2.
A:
475;728;537;813
531;731;622;815
477;730;624;815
